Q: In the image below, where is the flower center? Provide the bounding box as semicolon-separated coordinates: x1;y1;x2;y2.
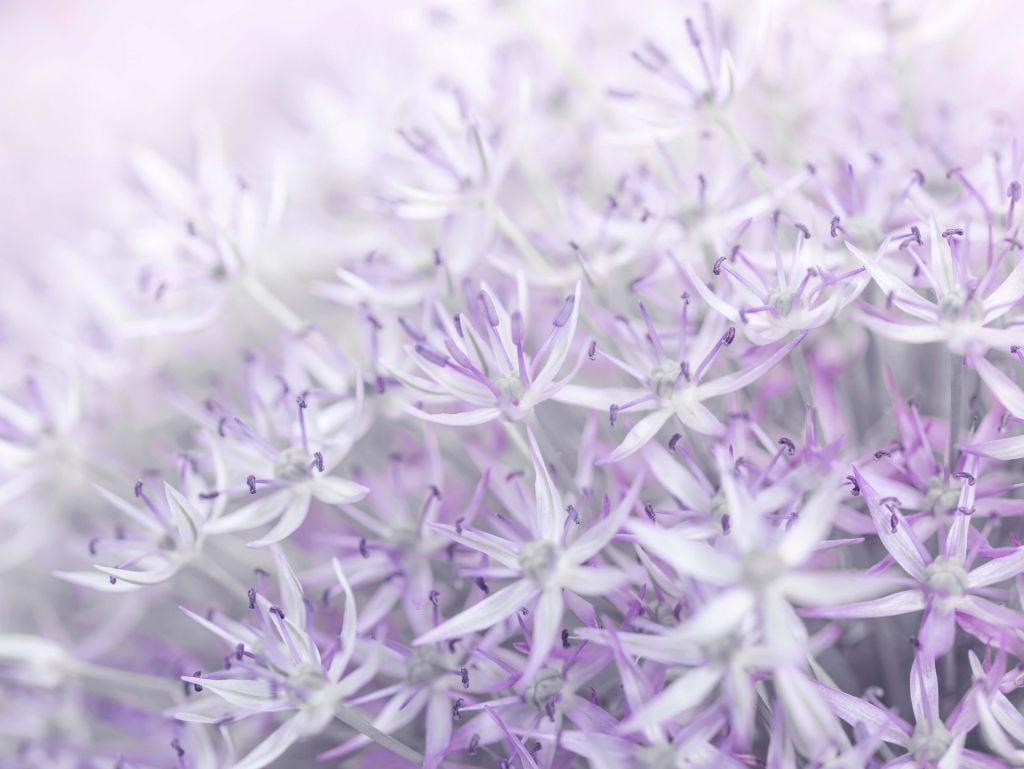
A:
922;477;960;514
407;646;445;685
938;291;983;323
768;288;797;316
649;361;681;397
494;372;525;403
518;540;561;585
274;446;311;481
636;744;677;769
924;557;968;597
909;721;952;763
524;667;563;709
741;549;787;587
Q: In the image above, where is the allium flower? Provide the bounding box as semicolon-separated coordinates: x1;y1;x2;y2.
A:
388;279;584;425
851;222;1024;354
415;430;642;679
627;450;895;656
55;459;228;591
558;299;805;461
203;378;369;547
10;3;1024;768
806;463;1024;657
681;215;869;345
176;554;421;769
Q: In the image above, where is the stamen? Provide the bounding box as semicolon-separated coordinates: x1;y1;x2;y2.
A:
415;344;449;367
296;395;309;453
1008;181;1021;229
248;588;257;609
693;327;736;381
638;302;666;360
478;291;500;328
247;475;257;494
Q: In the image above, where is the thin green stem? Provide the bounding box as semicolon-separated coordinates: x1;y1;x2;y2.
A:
334;703;423;764
948;353;964;476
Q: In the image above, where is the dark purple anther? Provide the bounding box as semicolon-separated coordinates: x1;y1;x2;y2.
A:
567;504;580;524
415;344;449;367
88;538;99;555
587;340;597;360
794;222;810;239
296;394;307;410
712;256;727;275
171;739;185;758
468;735;480;755
452;698;465;720
447;638;460;653
889;513;898;534
561;628;571;649
475;576;489;595
910;225;922;244
609;404;619;426
217;417;228;437
313;452;324;472
1009;181;1022;202
778;437;796;456
359;538;369;559
911;169;925;185
722;327;736;346
459;667;470;689
109;576;117;585
269;606;285;620
830;216;840;238
433;248;443;266
668;433;682;451
134;481;144;498
429;590;440;607
545;698;557;722
874;449;891;460
644;502;656;522
721;514;731;534
954;471;976;486
235;643;244;661
192;671;203;692
247;588;257;609
454;517;464;534
942;227;964;239
479;291;500;327
453;314;464;338
246;475;257;495
845;474;860;496
553;295;575;327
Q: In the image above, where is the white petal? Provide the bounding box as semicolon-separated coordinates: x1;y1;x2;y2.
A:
405;405;502;426
182;676;274;708
313;476;369;504
600;409;672;464
968;548;1024;589
962;434;1024;461
974;356;1024;418
620;665;722;731
414;580;540;645
522;588;564;680
528;427;564;541
695;332;806;399
566;470;644;563
230;713;305;769
560;566;628;595
246;491;312;548
54;570;143;593
328;558;358;682
206;490;291;535
627;520;740;586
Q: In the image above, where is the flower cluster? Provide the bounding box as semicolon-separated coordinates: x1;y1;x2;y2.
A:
5;2;1024;768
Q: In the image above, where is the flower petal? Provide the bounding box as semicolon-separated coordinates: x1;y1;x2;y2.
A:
414;579;540;645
